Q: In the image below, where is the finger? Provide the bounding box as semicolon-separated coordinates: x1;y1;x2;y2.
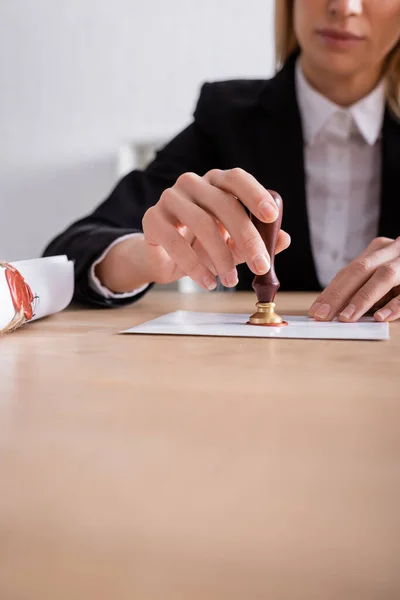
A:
145;242;186;283
338;257;400;322
192;238;218;276
225;229;291;265
375;288;400;322
142;205;217;290
365;290;394;314
159;188;238;287
205;168;279;223
276;230;291;254
310;237;400;321
365;236;395;253
194;226;245;271
310;236;396;317
177;172;271;275
226;236;245;265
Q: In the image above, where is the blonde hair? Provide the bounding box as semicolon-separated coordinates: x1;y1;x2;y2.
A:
274;0;400;119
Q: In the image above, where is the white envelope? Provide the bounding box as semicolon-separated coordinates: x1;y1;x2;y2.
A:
121;310;390;341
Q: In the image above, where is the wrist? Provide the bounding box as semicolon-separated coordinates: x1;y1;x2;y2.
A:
95;235;152;293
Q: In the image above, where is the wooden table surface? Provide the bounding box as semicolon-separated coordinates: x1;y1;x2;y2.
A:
0;291;399;600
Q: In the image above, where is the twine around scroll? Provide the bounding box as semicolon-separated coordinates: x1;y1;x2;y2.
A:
0;262;34;334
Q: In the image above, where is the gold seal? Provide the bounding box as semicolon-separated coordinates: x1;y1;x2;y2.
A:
247;302;288;327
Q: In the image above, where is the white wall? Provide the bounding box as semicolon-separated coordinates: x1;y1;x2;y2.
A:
0;0;275;261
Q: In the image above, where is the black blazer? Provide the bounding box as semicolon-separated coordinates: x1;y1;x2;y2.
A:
44;54;400;307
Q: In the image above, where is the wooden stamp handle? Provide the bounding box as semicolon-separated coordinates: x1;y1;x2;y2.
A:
251;191;283;303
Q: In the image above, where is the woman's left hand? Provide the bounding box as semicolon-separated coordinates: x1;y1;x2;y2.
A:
309;236;400;323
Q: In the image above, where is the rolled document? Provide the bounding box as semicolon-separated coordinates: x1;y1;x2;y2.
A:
0;256;74;334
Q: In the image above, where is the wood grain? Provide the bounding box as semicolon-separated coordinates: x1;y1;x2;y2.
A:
0;292;399;600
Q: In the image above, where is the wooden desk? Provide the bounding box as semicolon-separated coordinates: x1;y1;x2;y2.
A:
0;292;399;600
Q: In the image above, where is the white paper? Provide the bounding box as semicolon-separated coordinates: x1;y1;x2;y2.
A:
0;255;74;331
121;310;389;341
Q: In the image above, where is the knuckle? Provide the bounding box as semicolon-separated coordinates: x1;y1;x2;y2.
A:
218;191;236;214
356;288;375;303
185;260;202;276
226;167;245;183
241;229;261;253
168;236;185;251
176;171;198;187
349;258;371;277
166;236;187;259
196;213;216;232
371;236;393;249
159;187;176;207
218;251;234;268
325;288;344;303
230;166;245;177
206;168;222;179
377;262;398;280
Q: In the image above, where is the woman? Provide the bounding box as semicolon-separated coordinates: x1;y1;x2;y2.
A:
45;0;400;322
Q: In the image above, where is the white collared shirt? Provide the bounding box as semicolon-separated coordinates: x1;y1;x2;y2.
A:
90;64;386;298
295;60;385;287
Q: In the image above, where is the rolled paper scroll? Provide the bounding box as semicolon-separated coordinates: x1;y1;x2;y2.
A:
0;256;74;334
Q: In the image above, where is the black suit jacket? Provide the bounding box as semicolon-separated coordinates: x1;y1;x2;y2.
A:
44;54;400;306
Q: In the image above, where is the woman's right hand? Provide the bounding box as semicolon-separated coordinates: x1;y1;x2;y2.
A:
142;168;290;290
96;168;291;293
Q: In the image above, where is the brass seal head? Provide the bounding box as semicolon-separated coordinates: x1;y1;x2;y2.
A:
247;302;288;327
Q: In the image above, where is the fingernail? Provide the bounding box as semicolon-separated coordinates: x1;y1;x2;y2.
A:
259;201;277;221
309;302;321;316
314;303;331;320
223;269;238;288
203;276;217;290
375;307;392;321
340;304;357;321
253;254;270;274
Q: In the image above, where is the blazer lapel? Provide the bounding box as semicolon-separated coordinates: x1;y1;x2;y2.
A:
379;109;400;239
237;58;399;293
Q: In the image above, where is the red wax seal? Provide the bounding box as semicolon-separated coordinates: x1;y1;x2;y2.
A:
3;263;34;321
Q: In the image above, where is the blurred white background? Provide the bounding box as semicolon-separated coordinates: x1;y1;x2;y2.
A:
0;0;275;260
